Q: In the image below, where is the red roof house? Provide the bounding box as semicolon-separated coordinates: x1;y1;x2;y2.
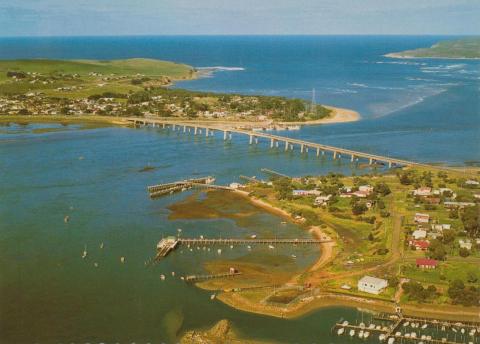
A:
411;240;430;251
416;258;438;269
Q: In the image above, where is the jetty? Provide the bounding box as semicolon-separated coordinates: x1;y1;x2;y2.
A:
332;312;480;344
185;271;242;282
260;168;290;178
155;236;330;260
127;118;464;171
148;176;217;198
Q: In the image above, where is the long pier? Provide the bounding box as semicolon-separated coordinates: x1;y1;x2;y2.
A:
155;236;330;260
185;271;242;282
127;118;459;171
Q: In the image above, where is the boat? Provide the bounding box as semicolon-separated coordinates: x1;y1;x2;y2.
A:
268;245;275;249
395;332;401;336
349;329;355;337
250;234;257;239
376;325;382;330
82;245;88;259
64;215;70;223
120;256;125;263
403;321;410;327
217;249;222;254
291;254;297;259
363;331;370;339
210;294;216;300
461;328;465;334
337;328;345;335
200;235;204;239
405;333;410;338
388;337;395;344
452;328;458;333
247;245;252;250
160;274;165;280
379;333;386;341
411;332;417;338
342;321;349;326
171;271;175;276
100;242;104;249
358;330;364;338
359;322;365;329
281;221;287;225
93;262;98;267
230;245;233;249
421;324;428;329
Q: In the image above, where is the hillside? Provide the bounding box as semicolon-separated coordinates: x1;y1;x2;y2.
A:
386;37;480;59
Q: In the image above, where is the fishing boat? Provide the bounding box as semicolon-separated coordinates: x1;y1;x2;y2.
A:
337;328;344;335
82;245;88;259
368;324;375;329
180;276;185;281
247;245;252;250
250;234;257;239
421;324;428;329
291;254;297;258
395;332;401;336
403;321;410;327
217;249;222;254
349;329;355;337
268;245;275;249
342;321;349;326
120;256;125;263
359;322;365;329
160;274;165;280
379;333;386;341
461;328;465;334
388;337;395;344
405;333;410;338
358;330;364;338
210;294;216;300
363;331;370;339
376;325;382;330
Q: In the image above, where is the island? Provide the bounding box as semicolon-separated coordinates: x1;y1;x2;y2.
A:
0;58;359;127
385;37;480;59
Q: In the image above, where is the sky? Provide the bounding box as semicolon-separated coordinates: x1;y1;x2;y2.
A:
0;0;479;37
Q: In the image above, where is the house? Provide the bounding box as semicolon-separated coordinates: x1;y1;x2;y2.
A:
444;201;476;209
431;224;451;232
357;276;388;295
424;197;441;205
413;187;432;196
411;240;430;251
414;213;430;223
412;229;427;240
459;239;472;250
353;190;369;198
314;195;332;206
416;258;438;269
465;180;479;186
359;185;374;194
292;189;321;197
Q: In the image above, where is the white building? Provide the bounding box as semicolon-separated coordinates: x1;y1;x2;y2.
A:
413;187;432;196
412;229;427;240
357;276;388;295
459;239;472;250
314;194;332;206
414;213;430;223
359;185;374;194
292;189;321;197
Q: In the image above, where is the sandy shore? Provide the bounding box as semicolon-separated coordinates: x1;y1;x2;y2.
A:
385;52;480;60
279;105;360;125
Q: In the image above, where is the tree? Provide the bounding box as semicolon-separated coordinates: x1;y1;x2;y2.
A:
442;229;455;244
459;247;470;257
273;177;292;200
428;239;447;260
374;182;391;196
462;205;479;237
352;202;368;215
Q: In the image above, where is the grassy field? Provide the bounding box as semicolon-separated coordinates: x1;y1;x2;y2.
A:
0;58;194;80
388;37;480;59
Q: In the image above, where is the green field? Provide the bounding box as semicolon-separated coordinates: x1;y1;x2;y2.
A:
0;58;194;80
388;37;480;59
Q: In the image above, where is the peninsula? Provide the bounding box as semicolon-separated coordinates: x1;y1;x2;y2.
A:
386;37;480;59
0;58;359;126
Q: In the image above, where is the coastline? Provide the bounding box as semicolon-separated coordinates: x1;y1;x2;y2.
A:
203;189;480;323
385;52;480;60
0;103;360;128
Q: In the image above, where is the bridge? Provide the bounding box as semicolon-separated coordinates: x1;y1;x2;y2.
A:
126;118;455;171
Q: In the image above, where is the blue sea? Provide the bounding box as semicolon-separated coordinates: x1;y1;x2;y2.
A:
0;36;479;343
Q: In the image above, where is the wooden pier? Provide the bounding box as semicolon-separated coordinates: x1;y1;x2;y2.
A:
185;271;242;282
147;176;216;198
260;168;290;178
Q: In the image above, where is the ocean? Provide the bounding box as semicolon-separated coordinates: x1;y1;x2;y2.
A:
0;35;479;343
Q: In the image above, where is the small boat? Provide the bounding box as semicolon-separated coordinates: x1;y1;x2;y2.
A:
441;326;446;331
337;328;345;335
120;256;125;263
217;249;222;254
358;330;364;338
395;332;401;336
363;331;370;339
207;248;210;251
82;245;88;259
411;332;417;338
461;328;465;334
250;234;257;239
368;324;375;329
281;221;287;225
160;274;165;280
342;321;349;326
93;262;98;268
405;333;410;338
452;328;458;333
426;335;432;340
349;329;355;337
291;254;297;259
202;246;206;250
247;245;252;250
210;294;216;300
268;245;275;249
376;325;381;330
230;245;233;249
421;324;428;329
180;276;185;281
388;338;395;344
171;271;175;276
190;248;193;252
379;333;386;341
359;322;365;329
100;242;104;249
403;322;410;327
200;235;204;239
64;215;70;223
